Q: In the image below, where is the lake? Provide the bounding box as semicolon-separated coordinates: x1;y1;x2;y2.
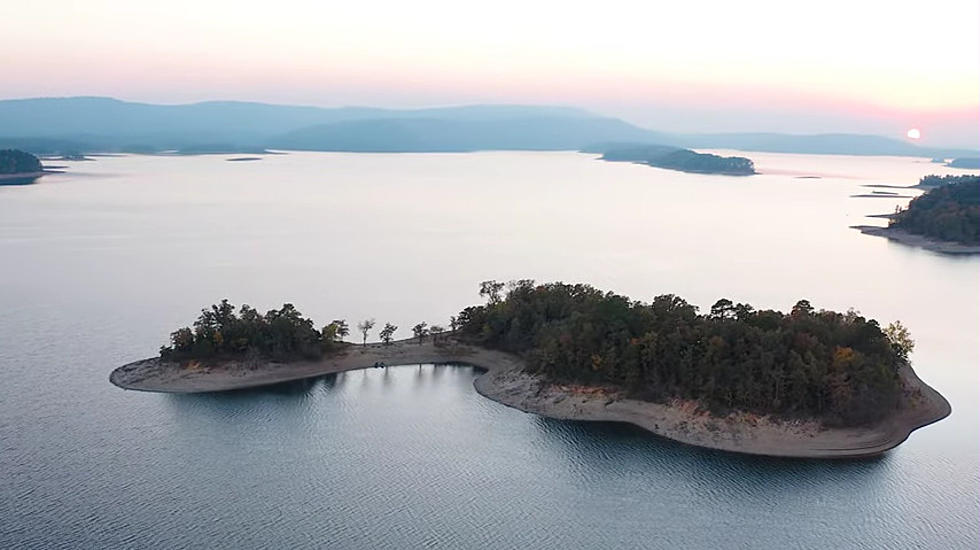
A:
0;151;977;548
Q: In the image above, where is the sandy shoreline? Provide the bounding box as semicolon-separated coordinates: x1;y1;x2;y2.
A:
110;338;950;459
851;225;980;255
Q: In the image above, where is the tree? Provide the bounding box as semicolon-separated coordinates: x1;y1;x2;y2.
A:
380;323;397;345
884;321;915;360
479;280;505;305
430;324;445;345
412;322;429;345
710;299;735;319
332;319;349;342
357;319;376;345
449;315;458;334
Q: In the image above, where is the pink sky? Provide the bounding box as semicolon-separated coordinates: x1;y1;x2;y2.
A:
3;0;978;147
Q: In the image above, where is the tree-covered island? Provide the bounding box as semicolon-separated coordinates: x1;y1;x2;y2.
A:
112;281;949;457
599;144;756;175
0;149;44;184
889;176;979;245
154;281;917;428
457;281;910;427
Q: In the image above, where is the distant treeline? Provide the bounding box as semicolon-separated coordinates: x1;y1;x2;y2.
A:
0;149;41;174
917;174;978;188
600;144;755;175
457;280;912;426
891;176;979;244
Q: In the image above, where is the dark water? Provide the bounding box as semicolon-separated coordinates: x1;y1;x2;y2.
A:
1;152;977;548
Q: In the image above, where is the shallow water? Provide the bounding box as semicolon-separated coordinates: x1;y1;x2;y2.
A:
1;151;977;548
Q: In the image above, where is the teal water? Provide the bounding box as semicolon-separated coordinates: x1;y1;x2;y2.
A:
0;152;977;548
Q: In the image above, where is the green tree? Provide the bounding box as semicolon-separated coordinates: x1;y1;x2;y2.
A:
884;321;915;360
380;323;397;345
412;322;428;345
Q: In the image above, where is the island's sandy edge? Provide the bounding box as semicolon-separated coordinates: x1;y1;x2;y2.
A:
110;338;951;459
852;225;980;255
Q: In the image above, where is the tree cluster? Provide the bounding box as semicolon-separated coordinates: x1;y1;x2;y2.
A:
891;176;979;244
0;149;42;174
457;281;909;426
160;300;331;362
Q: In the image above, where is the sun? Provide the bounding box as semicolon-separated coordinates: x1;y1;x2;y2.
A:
907;128;921;140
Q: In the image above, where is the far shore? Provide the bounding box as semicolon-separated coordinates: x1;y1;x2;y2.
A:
851;225;980;255
110;338;950;459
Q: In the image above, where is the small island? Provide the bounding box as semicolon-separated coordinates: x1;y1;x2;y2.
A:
853;175;979;254
598;144;756;176
0;149;44;185
110;281;949;459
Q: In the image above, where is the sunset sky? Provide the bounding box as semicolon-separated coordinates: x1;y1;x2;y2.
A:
3;0;978;147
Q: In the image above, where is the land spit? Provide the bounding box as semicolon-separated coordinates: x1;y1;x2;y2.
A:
852;225;980;255
111;338;950;459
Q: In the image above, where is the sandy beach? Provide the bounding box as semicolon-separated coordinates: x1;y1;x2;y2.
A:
110;337;950;459
852;225;980;255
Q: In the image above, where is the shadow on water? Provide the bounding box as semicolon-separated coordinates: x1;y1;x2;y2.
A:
528;415;891;488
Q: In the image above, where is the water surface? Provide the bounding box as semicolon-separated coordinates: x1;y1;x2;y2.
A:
0;151;976;548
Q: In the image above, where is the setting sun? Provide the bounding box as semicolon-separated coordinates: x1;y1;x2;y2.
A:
907;128;922;139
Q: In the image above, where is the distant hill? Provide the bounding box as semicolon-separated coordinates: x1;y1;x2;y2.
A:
0;97;637;153
0;97;976;158
674;132;976;158
271;116;667;152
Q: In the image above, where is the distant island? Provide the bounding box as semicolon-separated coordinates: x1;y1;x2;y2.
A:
947;157;980;169
597;144;755;175
853;175;979;254
110;281;949;458
0;149;44;185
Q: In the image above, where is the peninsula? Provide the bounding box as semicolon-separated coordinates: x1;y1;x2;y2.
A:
0;149;44;185
111;283;950;458
853;175;979;254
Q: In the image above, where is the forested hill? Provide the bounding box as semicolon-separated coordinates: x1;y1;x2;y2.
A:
599;144;755;175
457;280;912;426
891;176;980;245
0;149;42;174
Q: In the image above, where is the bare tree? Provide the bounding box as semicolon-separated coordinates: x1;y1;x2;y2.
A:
357;319;376;346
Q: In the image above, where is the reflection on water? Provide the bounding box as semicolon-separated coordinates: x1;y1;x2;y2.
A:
0;152;977;549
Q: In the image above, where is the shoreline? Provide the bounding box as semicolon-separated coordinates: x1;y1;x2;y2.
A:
110;338;950;459
851;225;980;255
0;171;45;185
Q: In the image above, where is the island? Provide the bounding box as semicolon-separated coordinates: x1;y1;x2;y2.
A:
853;175;979;254
110;281;949;459
0;149;44;185
596;144;755;175
946;157;980;169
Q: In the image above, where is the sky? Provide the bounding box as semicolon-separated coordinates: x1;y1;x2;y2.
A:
2;0;978;147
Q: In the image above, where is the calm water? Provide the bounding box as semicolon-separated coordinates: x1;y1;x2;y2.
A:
1;151;977;548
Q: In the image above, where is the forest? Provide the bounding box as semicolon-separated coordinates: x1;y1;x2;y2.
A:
891;176;979;244
457;280;912;426
0;149;42;174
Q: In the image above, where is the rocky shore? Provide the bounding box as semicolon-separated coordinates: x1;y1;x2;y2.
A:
111;338;950;459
